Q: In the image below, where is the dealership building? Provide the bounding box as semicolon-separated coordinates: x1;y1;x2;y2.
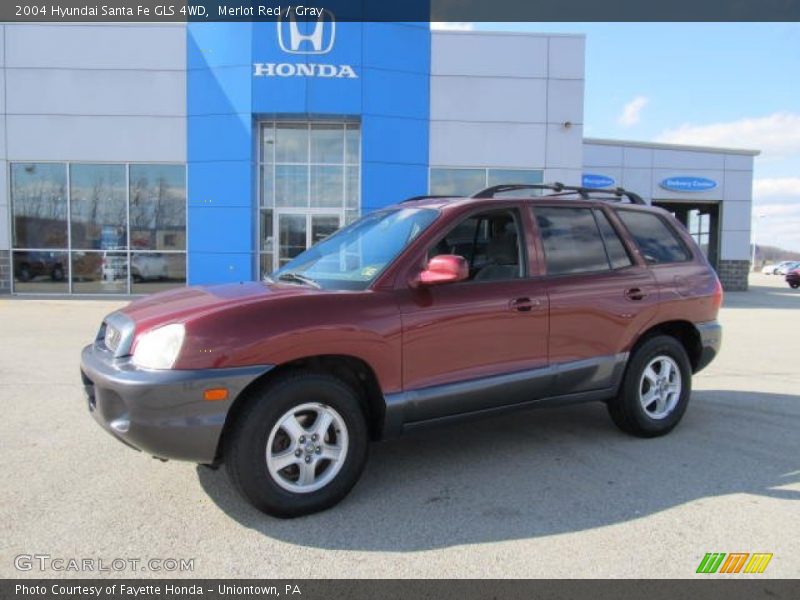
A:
0;21;758;295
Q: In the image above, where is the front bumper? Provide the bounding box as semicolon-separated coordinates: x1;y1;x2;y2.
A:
80;343;272;463
695;320;722;373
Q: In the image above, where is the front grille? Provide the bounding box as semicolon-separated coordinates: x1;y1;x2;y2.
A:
97;312;135;357
104;324;122;352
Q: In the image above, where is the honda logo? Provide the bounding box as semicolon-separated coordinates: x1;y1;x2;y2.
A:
277;11;335;55
255;11;357;80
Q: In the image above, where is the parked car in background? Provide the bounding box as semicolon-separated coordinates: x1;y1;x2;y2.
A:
776;261;800;276
766;261;795;275
13;251;65;282
81;182;723;517
761;264;778;275
786;267;800;289
131;254;169;282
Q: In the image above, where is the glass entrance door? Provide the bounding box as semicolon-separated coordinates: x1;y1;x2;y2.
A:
311;215;340;245
276;212;342;268
258;120;361;279
277;213;307;268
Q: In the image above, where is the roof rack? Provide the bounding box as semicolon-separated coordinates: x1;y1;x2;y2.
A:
400;194;454;203
471;182;646;205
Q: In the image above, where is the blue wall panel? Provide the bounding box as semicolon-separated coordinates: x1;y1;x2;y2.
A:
362;162;429;211
187;17;431;285
362;115;429;165
187;252;254;285
187;67;254;115
362;68;429;119
188;161;252;208
188;206;255;253
187;23;254;284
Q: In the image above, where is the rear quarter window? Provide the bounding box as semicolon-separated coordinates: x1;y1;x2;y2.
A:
616;209;692;264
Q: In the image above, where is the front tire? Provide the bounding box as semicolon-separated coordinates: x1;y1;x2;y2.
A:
18;264;32;282
608;335;692;438
790;282;799;289
224;371;368;518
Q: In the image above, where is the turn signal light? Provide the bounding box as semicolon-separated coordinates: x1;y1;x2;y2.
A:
203;388;229;402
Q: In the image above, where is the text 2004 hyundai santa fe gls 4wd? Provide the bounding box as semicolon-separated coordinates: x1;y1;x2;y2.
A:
81;183;722;517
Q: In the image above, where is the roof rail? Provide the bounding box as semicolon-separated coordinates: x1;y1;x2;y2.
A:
471;182;646;205
400;194;454;203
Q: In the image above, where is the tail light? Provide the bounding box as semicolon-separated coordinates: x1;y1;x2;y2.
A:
711;277;723;312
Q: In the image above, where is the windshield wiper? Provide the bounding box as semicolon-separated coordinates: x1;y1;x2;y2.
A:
276;272;321;289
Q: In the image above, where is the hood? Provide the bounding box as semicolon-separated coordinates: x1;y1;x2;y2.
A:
120;281;318;332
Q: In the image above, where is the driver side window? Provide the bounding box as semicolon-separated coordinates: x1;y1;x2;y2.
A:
428;209;525;281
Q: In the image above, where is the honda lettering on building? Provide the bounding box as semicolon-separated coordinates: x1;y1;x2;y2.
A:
253;11;358;79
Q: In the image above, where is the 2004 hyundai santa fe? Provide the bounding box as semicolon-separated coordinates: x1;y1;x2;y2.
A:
81;183;722;517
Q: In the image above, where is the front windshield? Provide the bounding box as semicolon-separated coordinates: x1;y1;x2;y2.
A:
270;207;439;290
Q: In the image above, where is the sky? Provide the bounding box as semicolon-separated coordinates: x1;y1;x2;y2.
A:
433;22;800;251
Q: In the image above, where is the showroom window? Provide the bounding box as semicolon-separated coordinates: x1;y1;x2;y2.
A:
259;121;361;278
9;162;186;294
429;168;544;197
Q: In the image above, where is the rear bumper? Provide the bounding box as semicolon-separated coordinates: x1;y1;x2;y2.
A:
80;343;272;463
695;320;722;373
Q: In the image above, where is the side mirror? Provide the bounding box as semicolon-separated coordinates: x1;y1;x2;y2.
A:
416;255;469;287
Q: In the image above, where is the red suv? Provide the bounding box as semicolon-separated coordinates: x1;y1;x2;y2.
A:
81;183;723;517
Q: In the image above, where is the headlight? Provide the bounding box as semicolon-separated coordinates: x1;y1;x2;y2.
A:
131;323;185;370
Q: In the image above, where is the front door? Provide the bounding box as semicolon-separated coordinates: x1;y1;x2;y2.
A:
276;211;342;269
397;207;549;421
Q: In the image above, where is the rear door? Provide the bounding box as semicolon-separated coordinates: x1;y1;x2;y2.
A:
532;205;660;395
614;208;720;322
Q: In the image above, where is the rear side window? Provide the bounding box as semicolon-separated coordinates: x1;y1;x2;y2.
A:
616;210;691;264
535;207;617;275
594;210;633;269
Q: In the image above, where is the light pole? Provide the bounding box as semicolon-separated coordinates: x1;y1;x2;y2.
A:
751;213;766;271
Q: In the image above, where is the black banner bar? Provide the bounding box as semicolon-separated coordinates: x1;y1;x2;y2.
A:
2;0;800;22
3;580;800;600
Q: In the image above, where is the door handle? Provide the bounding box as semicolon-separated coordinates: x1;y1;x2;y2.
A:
624;287;647;301
510;297;539;312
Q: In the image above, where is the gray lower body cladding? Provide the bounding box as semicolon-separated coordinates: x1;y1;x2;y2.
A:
382;353;629;438
695;321;722;373
80;343;272;463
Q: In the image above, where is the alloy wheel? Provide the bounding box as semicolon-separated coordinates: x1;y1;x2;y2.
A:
265;402;349;493
639;355;682;420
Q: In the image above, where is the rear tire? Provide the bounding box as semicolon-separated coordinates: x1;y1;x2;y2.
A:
790;282;799;289
224;371;368;518
608;335;692;438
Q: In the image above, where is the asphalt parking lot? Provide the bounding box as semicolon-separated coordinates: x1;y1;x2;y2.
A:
1;273;798;578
